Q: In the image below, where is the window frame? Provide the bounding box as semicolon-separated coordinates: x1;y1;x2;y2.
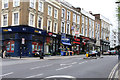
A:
66;23;70;34
48;5;52;16
62;8;65;19
12;11;19;26
54;8;58;19
67;11;70;21
13;0;20;7
38;0;43;12
77;15;80;24
37;16;43;29
30;0;36;9
53;22;58;33
2;0;8;9
1;13;8;27
29;12;35;27
73;13;76;23
61;21;65;33
47;20;52;32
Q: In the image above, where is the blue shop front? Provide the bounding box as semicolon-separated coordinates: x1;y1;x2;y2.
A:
2;26;46;57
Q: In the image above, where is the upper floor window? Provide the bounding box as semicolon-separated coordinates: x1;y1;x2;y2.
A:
29;13;35;26
38;1;43;12
2;14;8;26
47;20;52;32
13;12;19;25
82;15;84;23
2;0;8;9
77;16;80;24
54;9;58;19
61;22;65;33
66;23;70;34
30;0;36;9
38;17;42;29
73;13;76;22
86;17;88;25
13;0;20;7
67;11;70;21
62;8;65;19
48;6;52;16
54;22;57;33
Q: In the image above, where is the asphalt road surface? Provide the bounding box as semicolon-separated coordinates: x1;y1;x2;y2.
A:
1;55;119;79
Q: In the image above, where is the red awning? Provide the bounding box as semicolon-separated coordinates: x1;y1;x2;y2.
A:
73;41;80;45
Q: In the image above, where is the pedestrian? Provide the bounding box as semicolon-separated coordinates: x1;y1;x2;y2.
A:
3;50;6;58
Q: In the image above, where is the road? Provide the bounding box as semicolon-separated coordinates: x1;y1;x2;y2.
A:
1;55;119;79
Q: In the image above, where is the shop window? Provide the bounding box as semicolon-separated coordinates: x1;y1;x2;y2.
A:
32;45;34;51
38;45;41;51
11;44;14;51
7;42;10;51
35;45;37;50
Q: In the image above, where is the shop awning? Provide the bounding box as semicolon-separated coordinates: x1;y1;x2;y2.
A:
73;41;80;45
62;42;71;46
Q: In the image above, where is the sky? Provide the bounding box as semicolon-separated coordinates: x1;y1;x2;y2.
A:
66;0;118;30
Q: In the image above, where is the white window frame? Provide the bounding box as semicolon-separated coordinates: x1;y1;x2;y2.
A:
38;0;44;12
48;5;52;16
1;13;8;27
62;8;65;19
73;13;76;23
54;8;58;19
29;12;35;27
67;11;70;21
82;15;84;23
12;11;19;26
30;0;36;9
13;0;20;7
53;22;58;33
61;21;65;33
2;0;8;9
77;15;80;24
66;23;70;34
47;20;52;32
86;17;88;25
37;16;43;29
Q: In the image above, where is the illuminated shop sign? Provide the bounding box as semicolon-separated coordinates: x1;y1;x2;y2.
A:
3;29;12;32
34;30;42;34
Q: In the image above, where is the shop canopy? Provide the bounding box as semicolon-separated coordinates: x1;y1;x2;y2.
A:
62;42;71;46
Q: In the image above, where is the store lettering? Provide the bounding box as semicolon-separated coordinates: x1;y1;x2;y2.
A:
3;29;12;32
34;30;42;34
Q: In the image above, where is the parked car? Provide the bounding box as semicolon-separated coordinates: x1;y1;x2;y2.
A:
110;50;117;55
103;50;111;55
89;51;98;57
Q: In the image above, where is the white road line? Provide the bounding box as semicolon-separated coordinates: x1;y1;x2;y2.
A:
0;72;14;77
26;73;43;78
60;62;77;66
56;65;72;71
79;61;88;64
30;64;53;70
114;70;118;78
108;62;119;79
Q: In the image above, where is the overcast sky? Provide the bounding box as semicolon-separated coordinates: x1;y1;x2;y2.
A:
66;0;118;29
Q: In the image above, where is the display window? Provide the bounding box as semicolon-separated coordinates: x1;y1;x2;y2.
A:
6;41;15;53
32;42;43;53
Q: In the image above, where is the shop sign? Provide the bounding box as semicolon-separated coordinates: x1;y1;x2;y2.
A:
3;29;12;32
52;34;57;37
34;30;42;34
22;38;25;44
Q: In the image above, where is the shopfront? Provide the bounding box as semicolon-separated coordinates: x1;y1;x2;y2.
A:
72;36;82;54
2;26;46;57
45;32;59;55
100;39;110;53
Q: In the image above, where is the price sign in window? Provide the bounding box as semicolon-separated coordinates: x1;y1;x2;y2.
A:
32;45;34;51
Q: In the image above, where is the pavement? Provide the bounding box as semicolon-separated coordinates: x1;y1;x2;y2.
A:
1;55;119;79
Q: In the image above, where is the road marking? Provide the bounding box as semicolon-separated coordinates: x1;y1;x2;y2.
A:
60;62;77;66
26;73;43;78
0;72;14;77
56;65;72;71
79;61;88;64
114;70;118;78
30;64;53;70
108;62;119;79
46;75;75;78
